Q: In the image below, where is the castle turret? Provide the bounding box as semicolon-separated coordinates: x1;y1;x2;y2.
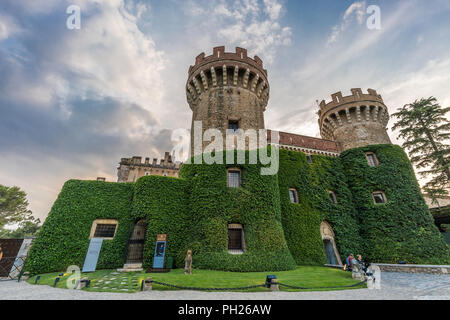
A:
186;46;269;156
318;88;391;151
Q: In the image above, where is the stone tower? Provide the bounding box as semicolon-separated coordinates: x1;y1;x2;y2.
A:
318;88;391;151
186;46;269;156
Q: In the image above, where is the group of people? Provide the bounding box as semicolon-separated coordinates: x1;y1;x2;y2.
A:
343;254;368;273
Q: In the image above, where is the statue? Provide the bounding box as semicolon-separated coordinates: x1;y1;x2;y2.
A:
184;249;192;275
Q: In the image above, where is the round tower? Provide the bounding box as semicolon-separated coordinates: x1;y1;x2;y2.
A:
318;88;391;151
186;46;269;156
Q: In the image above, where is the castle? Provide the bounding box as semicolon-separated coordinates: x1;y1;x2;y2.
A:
26;47;449;275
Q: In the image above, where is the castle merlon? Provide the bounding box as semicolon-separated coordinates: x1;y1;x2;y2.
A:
318;88;391;150
119;152;182;170
186;46;269;109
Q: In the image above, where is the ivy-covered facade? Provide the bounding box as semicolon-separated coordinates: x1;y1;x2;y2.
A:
26;145;449;275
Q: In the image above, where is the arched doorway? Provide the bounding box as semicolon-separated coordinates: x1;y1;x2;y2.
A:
320;221;342;266
125;219;146;264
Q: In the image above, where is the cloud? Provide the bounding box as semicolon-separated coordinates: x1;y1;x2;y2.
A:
327;1;366;45
0;0;172;219
183;0;291;63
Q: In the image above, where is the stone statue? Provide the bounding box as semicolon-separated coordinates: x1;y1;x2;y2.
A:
184;250;192;275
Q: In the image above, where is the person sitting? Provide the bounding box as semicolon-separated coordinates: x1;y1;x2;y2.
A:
343;254;354;271
356;254;369;273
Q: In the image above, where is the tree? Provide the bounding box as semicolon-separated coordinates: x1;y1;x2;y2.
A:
0;184;41;238
392;97;450;201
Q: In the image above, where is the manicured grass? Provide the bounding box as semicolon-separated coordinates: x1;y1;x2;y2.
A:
27;266;365;293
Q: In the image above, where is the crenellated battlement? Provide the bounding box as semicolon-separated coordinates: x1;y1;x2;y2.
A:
188;46;267;78
119;152;181;169
318;88;384;117
186;46;270;110
317;88;391;150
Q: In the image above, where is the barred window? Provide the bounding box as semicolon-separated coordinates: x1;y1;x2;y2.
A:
372;191;387;204
228;223;245;254
366;152;379;167
90;219;118;239
227;169;241;188
94;224;117;238
289;188;299;203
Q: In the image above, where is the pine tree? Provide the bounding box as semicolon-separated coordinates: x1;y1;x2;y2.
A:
392;97;450;201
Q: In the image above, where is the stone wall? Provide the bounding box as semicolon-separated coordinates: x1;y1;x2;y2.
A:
373;263;450;275
186;47;269;156
117;152;181;182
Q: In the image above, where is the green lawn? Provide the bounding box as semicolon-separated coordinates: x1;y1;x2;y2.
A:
27;266;365;293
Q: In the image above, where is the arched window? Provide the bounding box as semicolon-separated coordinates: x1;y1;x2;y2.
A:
365;152;379;167
289;188;299;203
372;191;387;204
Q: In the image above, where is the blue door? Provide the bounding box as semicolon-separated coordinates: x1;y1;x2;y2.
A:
324;239;337;265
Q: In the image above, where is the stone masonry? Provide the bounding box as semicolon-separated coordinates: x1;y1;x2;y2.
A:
117;152;182;182
318;88;391;151
186;46;269;156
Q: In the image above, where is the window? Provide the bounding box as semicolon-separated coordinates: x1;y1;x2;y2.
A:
94;224;117;238
306;155;313;163
227;169;241;188
228;223;245;254
289;188;299;203
145;172;151;176
365;152;379;167
228;120;239;132
372;191;387;204
328;191;337;204
90;219;118;239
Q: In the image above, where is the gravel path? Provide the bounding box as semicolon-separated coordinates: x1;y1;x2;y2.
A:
1;272;449;300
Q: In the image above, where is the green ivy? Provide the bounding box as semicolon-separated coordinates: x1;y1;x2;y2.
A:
25;180;134;275
340;144;449;264
26;145;449;275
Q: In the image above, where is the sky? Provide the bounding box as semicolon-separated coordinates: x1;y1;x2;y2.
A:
1;0;450;222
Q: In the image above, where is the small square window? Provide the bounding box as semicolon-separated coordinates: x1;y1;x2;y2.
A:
228;120;239;132
328;191;337;204
372;191;387;204
227;169;241;188
289;189;299;203
306;155;313;163
366;152;379;167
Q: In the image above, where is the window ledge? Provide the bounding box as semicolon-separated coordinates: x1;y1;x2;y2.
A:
228;249;244;255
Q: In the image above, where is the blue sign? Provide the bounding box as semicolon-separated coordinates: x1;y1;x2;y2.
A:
82;238;103;272
153;241;166;269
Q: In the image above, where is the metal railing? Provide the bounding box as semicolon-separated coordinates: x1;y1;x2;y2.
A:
0;256;27;281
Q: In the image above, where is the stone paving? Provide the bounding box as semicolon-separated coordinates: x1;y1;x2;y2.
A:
0;272;448;300
90;272;140;292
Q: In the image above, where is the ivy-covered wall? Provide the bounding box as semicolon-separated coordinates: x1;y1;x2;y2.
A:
178;150;297;271
131;175;190;269
26;180;134;275
341;144;449;264
277;150;363;265
26;144;449;275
